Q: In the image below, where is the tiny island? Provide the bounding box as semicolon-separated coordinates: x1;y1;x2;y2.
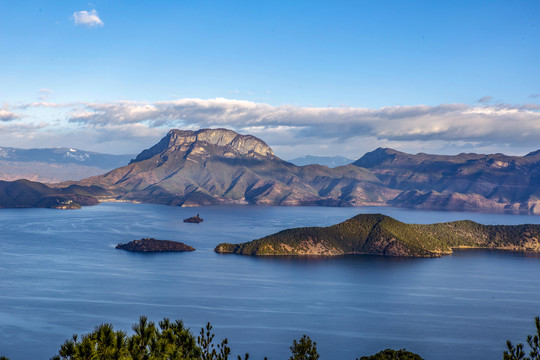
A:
215;213;540;257
184;214;204;223
116;238;195;252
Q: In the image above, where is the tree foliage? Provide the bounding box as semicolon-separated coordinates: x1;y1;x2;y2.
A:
289;334;319;360
504;316;540;360
51;316;204;360
357;348;423;360
0;316;428;360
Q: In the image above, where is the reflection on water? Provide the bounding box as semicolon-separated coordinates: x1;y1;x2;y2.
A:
1;203;540;359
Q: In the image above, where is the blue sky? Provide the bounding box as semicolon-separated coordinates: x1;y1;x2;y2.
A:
1;1;539;158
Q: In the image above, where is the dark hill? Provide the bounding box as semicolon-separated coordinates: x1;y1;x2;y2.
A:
116;238;195;252
0;179;103;209
215;213;540;257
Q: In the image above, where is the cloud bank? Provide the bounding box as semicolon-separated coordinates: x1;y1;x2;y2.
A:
73;10;104;28
7;98;540;158
64;98;540;147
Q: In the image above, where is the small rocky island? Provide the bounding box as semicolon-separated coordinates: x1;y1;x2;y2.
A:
184;214;203;223
116;238;195;252
215;213;540;257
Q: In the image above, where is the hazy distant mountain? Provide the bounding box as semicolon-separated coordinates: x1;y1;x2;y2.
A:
354;147;540;213
0;147;133;182
287;155;354;167
74;128;397;207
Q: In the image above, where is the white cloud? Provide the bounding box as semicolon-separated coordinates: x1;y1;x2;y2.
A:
61;98;540;148
11;98;540;157
38;88;54;100
0;109;20;122
73;9;104;28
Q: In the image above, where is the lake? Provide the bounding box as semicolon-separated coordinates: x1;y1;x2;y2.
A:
1;203;540;359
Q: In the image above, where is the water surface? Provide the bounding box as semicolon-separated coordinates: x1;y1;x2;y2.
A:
1;204;540;359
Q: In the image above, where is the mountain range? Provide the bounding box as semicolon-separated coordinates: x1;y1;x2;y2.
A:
0;147;133;182
72;128;397;207
1;128;539;213
355;147;540;213
287;155;354;167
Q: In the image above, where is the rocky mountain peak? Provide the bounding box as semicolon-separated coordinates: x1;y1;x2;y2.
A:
130;128;275;164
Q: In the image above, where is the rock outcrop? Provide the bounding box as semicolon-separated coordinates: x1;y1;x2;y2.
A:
130;128;275;164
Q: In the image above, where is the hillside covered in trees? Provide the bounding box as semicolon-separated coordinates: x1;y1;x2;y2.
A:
215;214;540;257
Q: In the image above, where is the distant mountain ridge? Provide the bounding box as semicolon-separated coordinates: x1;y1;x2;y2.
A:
2;128;539;213
0;147;133;182
0;146;132;167
66;129;540;213
354;147;540;213
287;155;354;167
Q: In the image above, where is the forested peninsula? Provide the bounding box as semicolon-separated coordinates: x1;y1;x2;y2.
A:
215;214;540;257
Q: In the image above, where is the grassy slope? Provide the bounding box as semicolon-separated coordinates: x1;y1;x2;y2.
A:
215;214;540;257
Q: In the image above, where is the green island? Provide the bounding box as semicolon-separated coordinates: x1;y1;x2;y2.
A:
215;213;540;257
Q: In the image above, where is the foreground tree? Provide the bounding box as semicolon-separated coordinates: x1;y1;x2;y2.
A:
504;316;540;360
197;322;231;360
51;316;203;360
289;334;319;360
357;348;423;360
49;315;429;359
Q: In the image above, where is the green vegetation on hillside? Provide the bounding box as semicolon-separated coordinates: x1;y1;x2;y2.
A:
215;214;540;257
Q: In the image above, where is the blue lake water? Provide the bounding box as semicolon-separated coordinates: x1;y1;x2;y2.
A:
1;203;540;359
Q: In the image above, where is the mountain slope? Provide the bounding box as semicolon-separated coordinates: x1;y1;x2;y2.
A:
0;179;106;209
74;128;396;206
215;214;540;257
353;148;540;213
